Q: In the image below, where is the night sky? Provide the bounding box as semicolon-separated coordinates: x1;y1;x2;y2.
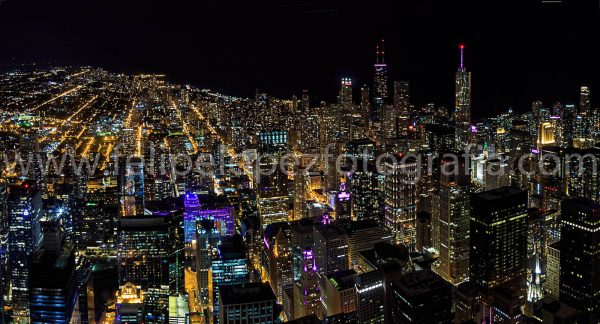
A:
1;0;599;118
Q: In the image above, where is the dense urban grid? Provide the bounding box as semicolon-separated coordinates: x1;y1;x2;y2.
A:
0;42;598;324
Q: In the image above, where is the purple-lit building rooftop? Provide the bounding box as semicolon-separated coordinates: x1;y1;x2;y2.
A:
184;193;235;241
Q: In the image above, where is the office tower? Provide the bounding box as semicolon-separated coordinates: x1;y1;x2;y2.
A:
298;113;321;154
434;154;471;285
355;242;414;323
415;211;432;251
211;235;249;318
559;198;600;323
338;219;393;270
333;185;351;220
469;188;528;291
293;165;308;220
322;269;357;318
219;283;282;324
580;86;591;115
290;219;315;284
300;89;310;112
75;260;96;324
256;130;289;228
338;78;352;108
263;222;293;303
393;81;410;114
196;219;221;305
7;181;44;320
531;101;544;139
117;213;179;322
323;140;343;193
183;193;235;242
383;155;418;249
293;247;321;319
29;244;78;323
543;241;560;301
314;222;349;276
349;167;378;221
118;156;145;217
424;124;456;153
72;180;119;249
454;282;483;323
390;269;453;323
454;44;472;148
360;85;371;119
561;104;577;147
373;39;388;119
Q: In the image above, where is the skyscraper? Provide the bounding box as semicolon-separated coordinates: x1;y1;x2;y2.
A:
338;78;352;108
219;283;282;324
256;130;289;228
434;155;471;285
580;85;591;115
29;245;78;323
390;269;453;323
559;198;600;324
7;181;44;321
373;39;388;119
454;44;472;148
117;213;179;322
293;247;321;319
118;157;145;217
211;235;249;319
383;155;418;249
393;81;410;114
469;187;527;291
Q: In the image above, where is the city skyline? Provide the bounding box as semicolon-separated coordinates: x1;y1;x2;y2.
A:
2;1;600;324
1;0;599;117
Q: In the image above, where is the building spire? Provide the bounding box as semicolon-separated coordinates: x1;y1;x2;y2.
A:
376;45;380;64
459;43;465;69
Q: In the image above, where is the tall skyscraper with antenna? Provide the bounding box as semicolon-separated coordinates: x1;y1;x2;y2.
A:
454;44;472;148
373;39;388;120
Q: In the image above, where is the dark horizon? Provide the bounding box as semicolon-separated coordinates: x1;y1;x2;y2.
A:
1;0;599;118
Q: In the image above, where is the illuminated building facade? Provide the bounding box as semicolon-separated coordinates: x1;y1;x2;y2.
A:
469;188;528;291
256;130;289;228
183;193;235;242
559;198;600;324
293;247;321;319
454;44;472;148
434;155;471;285
7;181;44;320
383;155;418;249
373;40;388;119
211;235;249;318
117;213;181;322
219;283;281;324
118;157;145;217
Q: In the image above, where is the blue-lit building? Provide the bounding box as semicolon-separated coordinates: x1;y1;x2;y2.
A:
219;283;281;324
256;130;289;228
29;247;78;324
8;181;44;320
183;193;235;242
212;235;249;319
